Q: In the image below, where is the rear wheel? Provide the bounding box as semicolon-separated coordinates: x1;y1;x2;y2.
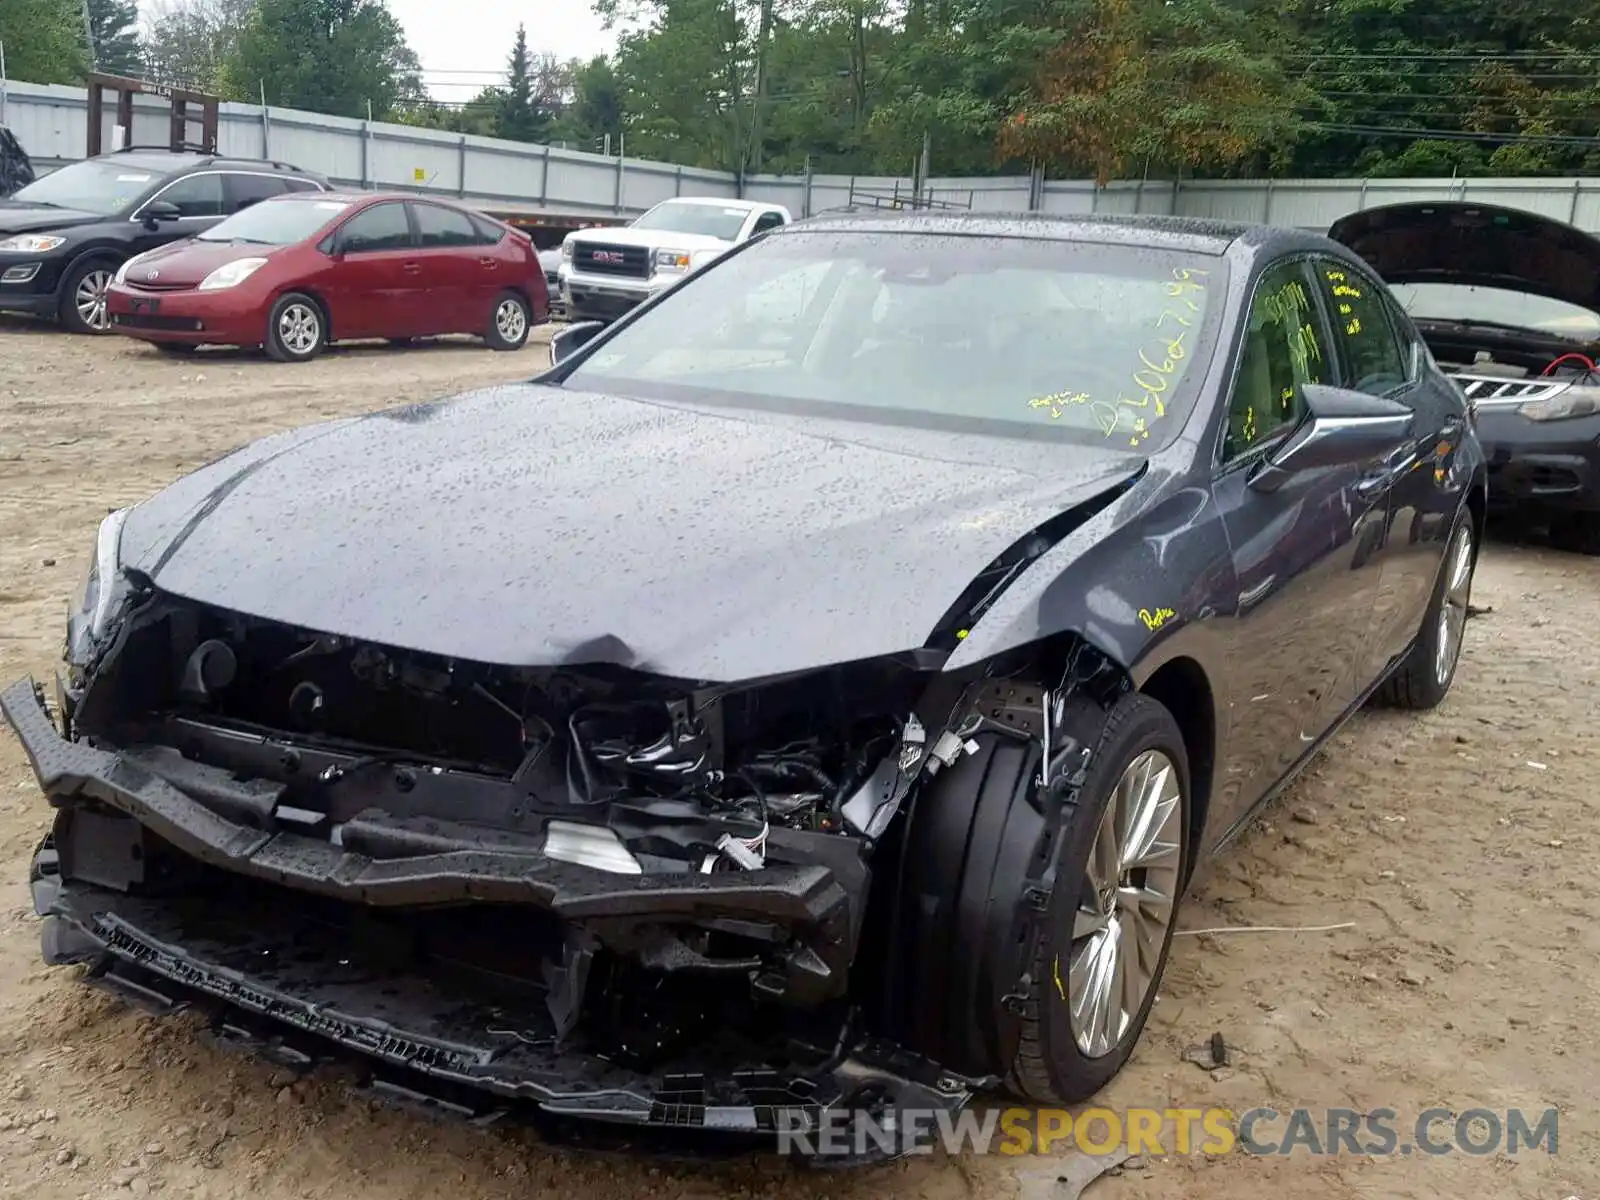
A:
58;258;117;334
1549;511;1600;556
1375;514;1475;709
896;690;1189;1103
486;291;531;351
264;293;326;363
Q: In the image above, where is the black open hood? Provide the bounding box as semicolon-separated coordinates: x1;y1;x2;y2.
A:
1328;202;1600;315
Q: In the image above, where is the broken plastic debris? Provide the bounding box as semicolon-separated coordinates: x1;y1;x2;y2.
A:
715;833;764;870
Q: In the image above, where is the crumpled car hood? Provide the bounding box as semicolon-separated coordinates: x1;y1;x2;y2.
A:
117;384;1142;681
1328;201;1600;315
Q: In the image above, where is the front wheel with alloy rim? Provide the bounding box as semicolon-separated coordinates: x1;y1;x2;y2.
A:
486;291;531;351
894;690;1190;1104
1375;515;1476;710
264;293;326;362
58;258;116;334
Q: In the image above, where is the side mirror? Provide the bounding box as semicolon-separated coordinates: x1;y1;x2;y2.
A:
549;320;605;367
142;200;181;228
1248;383;1413;494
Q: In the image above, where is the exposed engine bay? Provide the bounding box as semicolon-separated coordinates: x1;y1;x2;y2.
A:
1417;323;1600;385
9;577;1125;1150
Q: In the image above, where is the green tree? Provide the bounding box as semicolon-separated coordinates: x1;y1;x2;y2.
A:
142;0;258;91
1001;0;1309;183
552;55;625;149
0;0;89;85
500;24;543;141
222;0;424;118
87;0;143;76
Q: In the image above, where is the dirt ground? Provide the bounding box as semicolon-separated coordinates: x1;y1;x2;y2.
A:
0;319;1594;1200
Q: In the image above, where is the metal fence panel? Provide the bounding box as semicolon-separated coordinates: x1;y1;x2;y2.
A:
8;79;1600;231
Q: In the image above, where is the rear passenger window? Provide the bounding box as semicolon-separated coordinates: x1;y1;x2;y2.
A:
157;173;223;217
338;203;412;253
413;203;479;248
224;173;288;213
1316;259;1408;393
1225;260;1332;462
468;212;508;244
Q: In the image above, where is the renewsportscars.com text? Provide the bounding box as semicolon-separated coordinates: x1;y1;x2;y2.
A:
776;1105;1560;1159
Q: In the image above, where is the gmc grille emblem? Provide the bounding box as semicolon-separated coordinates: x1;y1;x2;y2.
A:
592;250;624;264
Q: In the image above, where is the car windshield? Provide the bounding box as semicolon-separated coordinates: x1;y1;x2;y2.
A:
196;198;349;245
10;159;162;216
1390;281;1600;340
563;229;1228;450
630;201;751;240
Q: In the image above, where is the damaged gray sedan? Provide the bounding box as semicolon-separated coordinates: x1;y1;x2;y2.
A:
2;211;1486;1158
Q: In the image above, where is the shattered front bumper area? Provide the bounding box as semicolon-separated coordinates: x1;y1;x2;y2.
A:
0;678;978;1157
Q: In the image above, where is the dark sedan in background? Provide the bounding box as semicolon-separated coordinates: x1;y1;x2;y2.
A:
1331;201;1600;554
1;212;1484;1158
0;148;327;333
106;191;548;360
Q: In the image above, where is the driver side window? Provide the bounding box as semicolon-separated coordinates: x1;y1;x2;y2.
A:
1224;261;1331;462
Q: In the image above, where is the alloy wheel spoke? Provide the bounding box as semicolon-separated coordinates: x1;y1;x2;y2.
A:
1069;747;1184;1059
1074;903;1111;940
1069;928;1117;1055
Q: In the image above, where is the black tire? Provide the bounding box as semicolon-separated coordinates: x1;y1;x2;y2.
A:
57;256;119;334
264;293;326;363
1374;511;1477;709
1549;511;1600;556
896;689;1190;1105
485;291;532;351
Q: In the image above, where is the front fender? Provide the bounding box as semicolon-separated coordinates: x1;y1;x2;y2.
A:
943;471;1236;686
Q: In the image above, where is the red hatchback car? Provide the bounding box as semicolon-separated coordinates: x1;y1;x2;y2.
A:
105;192;548;361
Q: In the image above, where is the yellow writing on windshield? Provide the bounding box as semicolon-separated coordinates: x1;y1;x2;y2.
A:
1028;390;1092;419
1120;268;1209;446
1024;267;1209;448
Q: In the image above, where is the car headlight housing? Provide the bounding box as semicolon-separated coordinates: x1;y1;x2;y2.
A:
66;509;133;669
0;233;66;253
1519;388;1600;421
198;257;268;291
561;238;574;260
654;248;692;274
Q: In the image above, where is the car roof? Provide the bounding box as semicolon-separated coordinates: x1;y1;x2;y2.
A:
655;197;775;211
782;209;1332;257
283;190;470;207
91;150;317;176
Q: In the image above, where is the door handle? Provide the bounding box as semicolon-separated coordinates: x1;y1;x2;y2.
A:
402;262;421;274
479;256;498;268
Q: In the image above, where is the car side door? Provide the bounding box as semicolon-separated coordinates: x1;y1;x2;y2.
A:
319;201;423;340
406;201;490;335
128;171;226;254
1309;255;1467;684
1208;257;1391;832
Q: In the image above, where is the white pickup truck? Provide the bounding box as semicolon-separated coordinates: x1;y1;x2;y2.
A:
557;197;791;324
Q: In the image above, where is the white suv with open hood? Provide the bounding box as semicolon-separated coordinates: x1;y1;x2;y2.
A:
558;197;790;324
